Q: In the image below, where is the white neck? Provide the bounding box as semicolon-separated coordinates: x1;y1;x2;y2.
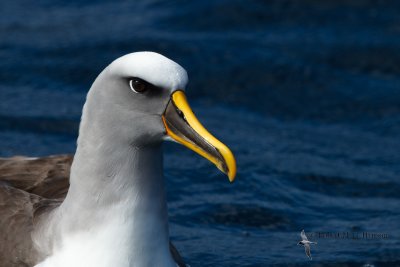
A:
34;116;176;267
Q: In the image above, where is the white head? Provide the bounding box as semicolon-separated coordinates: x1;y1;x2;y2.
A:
81;51;236;180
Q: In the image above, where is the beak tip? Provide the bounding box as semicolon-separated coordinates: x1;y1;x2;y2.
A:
225;151;236;183
216;161;236;183
226;163;236;183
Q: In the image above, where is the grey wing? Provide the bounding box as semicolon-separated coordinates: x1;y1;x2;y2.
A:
170;241;186;267
0;155;72;267
304;244;312;260
0;183;41;266
0;155;72;199
301;230;308;241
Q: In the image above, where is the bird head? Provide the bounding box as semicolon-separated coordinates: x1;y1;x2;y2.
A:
86;52;236;181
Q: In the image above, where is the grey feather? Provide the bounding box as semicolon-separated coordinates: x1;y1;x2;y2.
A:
0;155;187;267
300;229;308;241
304;244;312;260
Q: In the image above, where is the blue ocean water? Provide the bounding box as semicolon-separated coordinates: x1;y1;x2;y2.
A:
1;0;400;266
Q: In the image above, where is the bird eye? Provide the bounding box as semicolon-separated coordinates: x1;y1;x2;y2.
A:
129;78;147;93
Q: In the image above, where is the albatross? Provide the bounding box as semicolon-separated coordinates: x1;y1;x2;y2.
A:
0;52;236;267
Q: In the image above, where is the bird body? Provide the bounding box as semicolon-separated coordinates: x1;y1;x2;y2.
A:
0;52;236;267
298;230;317;260
33;146;176;267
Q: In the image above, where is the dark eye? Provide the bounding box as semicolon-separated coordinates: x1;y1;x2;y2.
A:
129;78;147;93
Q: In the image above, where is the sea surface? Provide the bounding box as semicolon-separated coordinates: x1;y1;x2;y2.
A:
1;1;399;266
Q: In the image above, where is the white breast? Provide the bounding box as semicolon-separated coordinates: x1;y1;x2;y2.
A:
34;205;177;267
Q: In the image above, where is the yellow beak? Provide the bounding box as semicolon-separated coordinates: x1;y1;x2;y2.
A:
162;90;236;182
